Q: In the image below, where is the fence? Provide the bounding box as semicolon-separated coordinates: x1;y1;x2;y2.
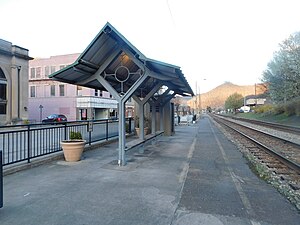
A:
0;117;134;166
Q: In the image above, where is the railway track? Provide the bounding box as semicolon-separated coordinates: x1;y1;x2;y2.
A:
217;114;300;135
211;114;300;190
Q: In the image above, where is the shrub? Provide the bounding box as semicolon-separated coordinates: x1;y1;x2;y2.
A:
70;131;82;140
293;97;300;116
254;104;273;114
284;101;295;116
272;104;285;115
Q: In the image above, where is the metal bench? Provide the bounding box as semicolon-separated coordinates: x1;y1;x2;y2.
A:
125;131;164;152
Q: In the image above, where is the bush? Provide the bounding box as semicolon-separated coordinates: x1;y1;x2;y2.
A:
70;131;82;140
293;97;300;116
273;104;285;115
254;104;273;114
284;101;295;116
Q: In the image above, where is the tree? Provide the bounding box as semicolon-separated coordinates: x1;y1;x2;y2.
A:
224;93;244;112
262;32;300;103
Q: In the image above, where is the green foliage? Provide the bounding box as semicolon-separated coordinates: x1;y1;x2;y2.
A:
134;116;150;128
23;119;30;125
254;104;274;114
272;104;285;115
295;97;300;116
70;131;82;140
135;116;139;128
284;97;300;116
125;122;130;133
262;32;300;103
224;92;244;111
254;97;300;116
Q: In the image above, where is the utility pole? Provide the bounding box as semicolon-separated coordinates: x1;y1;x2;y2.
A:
195;82;198;114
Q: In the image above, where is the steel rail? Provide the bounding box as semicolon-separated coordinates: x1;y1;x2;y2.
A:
216;114;300;134
214;117;300;174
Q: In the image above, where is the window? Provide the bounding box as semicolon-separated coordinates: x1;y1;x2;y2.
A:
94;89;103;97
0;83;6;100
50;85;55;96
77;86;82;96
30;86;36;97
94;89;99;96
50;66;56;74
0;104;6;114
45;66;49;77
59;84;65;96
30;68;35;79
0;68;7;114
36;67;41;78
60;65;65;70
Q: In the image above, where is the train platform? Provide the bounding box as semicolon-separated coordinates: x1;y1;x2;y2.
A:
1;115;299;225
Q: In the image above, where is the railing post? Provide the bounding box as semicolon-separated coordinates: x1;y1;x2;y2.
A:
64;123;67;141
27;125;31;163
106;119;109;140
0;150;3;208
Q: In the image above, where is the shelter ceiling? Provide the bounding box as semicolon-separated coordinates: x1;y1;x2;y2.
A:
50;22;194;98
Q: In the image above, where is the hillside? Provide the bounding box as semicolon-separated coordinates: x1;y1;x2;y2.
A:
193;82;267;109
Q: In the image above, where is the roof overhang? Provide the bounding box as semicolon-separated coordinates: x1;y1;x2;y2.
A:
50;22;194;99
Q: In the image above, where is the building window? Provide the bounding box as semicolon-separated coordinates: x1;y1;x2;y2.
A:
45;66;49;77
30;68;35;79
100;90;103;97
50;66;56;74
0;83;7;113
36;67;41;78
94;89;99;96
110;94;112;98
0;68;7;114
30;86;36;97
59;84;65;96
60;65;65;70
0;104;6;114
77;86;82;96
50;85;55;96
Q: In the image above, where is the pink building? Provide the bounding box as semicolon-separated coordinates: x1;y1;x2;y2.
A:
28;53;134;122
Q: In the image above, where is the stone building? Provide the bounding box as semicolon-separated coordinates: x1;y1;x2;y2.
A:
0;39;32;124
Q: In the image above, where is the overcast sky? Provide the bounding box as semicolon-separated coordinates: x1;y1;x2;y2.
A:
1;0;300;93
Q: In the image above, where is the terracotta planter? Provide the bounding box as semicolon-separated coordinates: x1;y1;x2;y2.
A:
135;127;149;136
60;140;85;162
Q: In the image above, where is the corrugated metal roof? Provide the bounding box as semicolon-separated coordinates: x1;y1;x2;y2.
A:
50;22;194;98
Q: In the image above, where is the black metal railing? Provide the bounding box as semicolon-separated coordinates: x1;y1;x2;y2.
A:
0;150;3;208
0;117;134;166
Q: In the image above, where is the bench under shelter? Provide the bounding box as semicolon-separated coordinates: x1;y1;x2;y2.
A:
50;22;194;166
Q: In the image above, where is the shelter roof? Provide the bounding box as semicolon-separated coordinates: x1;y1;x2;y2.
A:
50;22;194;98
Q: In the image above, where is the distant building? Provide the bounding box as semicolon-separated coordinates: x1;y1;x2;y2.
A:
0;39;33;125
28;53;134;122
245;95;268;106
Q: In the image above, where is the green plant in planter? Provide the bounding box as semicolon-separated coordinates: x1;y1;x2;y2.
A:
135;116;139;128
70;131;82;140
61;131;85;162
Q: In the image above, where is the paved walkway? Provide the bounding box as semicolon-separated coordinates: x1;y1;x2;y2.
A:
1;115;299;225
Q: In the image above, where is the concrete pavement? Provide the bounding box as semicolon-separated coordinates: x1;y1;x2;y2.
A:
1;115;299;225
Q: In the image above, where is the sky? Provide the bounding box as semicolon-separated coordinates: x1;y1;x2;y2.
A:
1;0;300;94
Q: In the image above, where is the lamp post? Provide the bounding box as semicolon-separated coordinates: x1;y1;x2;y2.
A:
39;105;43;122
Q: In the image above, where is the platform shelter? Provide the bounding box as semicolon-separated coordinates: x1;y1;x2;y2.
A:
50;22;194;166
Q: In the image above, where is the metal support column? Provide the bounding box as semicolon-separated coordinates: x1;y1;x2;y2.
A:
151;102;156;134
118;101;126;166
159;106;164;131
138;102;145;140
